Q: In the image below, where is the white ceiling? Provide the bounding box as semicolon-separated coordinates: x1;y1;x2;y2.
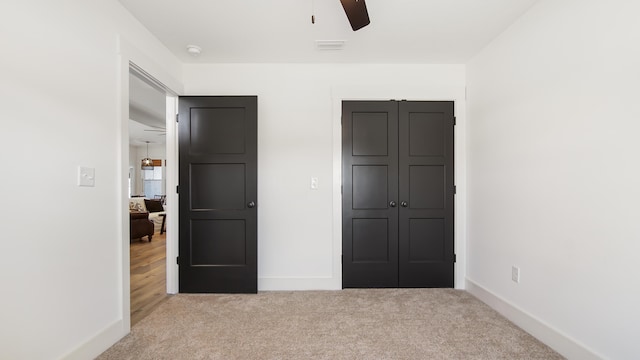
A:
118;0;539;64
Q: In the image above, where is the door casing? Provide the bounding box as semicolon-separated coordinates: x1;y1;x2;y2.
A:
330;89;466;291
118;36;184;338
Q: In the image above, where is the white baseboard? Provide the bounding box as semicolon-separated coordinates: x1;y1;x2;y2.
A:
60;320;126;360
259;276;341;291
466;278;604;360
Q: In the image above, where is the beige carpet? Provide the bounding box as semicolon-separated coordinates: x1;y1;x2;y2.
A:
98;289;563;359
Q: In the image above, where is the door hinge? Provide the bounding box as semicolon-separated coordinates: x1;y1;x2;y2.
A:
453;117;456;126
341;185;343;194
176;114;179;122
176;185;179;194
176;256;180;265
454;185;457;195
453;254;457;263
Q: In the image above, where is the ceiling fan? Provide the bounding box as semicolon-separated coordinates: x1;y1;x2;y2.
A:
339;0;370;31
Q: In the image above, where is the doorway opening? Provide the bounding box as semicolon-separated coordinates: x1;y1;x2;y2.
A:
125;64;179;326
128;69;167;324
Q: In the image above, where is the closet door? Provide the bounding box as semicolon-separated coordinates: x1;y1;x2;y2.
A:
342;100;455;288
342;101;399;287
398;101;455;287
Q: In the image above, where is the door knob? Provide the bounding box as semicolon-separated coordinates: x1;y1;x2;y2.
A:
400;201;408;207
247;201;256;208
389;201;397;207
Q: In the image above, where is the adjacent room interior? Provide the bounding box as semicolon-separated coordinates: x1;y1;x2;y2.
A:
128;71;169;325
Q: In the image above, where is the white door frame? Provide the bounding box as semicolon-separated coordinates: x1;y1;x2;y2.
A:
117;37;183;333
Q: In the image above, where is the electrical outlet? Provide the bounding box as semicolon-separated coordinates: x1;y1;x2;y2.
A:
310;177;319;190
512;266;520;283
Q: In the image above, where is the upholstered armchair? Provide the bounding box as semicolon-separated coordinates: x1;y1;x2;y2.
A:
130;211;154;241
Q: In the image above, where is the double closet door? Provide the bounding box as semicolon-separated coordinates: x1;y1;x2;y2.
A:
342;101;455;288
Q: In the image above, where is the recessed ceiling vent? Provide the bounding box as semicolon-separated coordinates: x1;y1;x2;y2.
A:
315;40;346;51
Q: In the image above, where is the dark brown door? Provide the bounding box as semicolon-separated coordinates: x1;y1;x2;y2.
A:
398;101;454;287
178;96;257;293
342;100;454;288
342;101;399;287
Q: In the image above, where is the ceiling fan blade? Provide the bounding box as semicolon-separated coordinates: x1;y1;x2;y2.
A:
340;0;370;31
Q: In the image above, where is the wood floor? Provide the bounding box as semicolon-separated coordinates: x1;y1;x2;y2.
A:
130;232;169;326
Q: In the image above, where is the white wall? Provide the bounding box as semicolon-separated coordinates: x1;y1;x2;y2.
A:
466;0;640;359
183;64;467;290
0;1;181;359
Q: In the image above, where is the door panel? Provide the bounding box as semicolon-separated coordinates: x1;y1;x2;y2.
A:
408;219;445;262
352;165;388;209
399;101;454;288
352;113;389;156
190;108;246;154
352;218;389;262
408;112;445;157
190;164;246;210
342;101;398;288
191;219;246;265
409;165;445;209
179;96;257;293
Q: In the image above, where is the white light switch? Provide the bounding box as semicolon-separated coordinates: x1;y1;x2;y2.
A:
310;177;319;190
512;266;520;283
78;166;95;187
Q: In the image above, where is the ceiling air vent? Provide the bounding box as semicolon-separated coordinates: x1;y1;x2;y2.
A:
315;40;346;51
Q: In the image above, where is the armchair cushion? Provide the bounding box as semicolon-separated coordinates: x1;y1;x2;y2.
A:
129;198;146;212
144;199;164;212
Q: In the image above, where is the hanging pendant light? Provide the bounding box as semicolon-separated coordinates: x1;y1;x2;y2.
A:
141;141;154;170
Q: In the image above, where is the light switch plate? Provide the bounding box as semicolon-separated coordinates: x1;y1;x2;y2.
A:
78;166;95;187
310;177;319;190
512;266;520;283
